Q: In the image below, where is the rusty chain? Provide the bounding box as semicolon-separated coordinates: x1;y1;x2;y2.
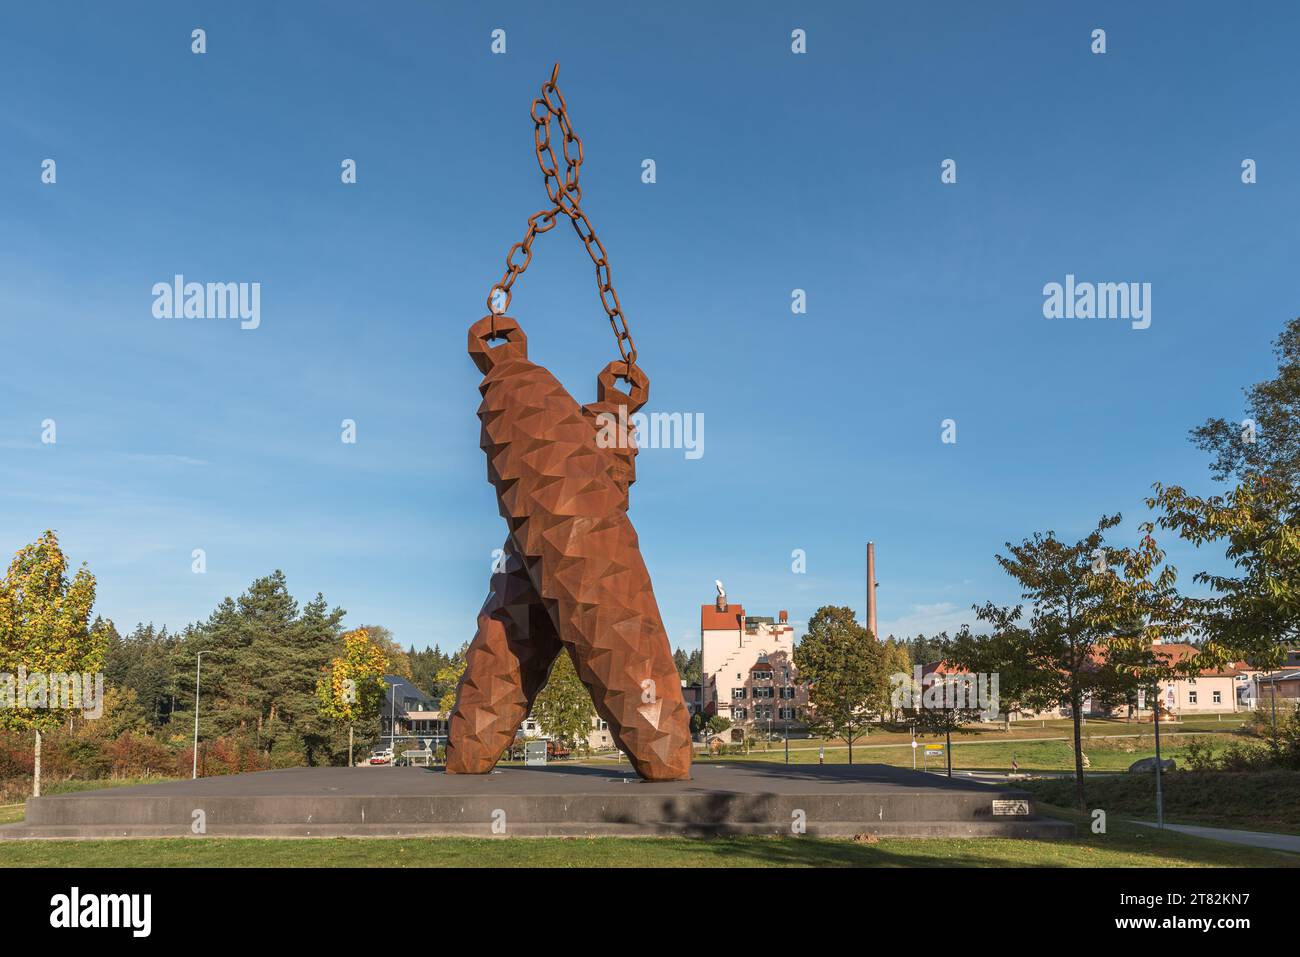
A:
486;63;638;373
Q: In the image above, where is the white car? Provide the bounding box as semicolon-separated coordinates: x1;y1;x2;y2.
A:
368;749;393;765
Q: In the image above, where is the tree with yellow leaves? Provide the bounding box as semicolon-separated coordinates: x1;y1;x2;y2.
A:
0;530;108;796
316;628;388;766
435;660;466;714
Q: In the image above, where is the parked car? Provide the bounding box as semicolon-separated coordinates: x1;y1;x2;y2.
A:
368;749;393;765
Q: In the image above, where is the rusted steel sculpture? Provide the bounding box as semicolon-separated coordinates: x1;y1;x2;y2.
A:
447;66;692;782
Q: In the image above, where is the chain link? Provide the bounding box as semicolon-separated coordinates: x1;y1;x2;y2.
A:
486;64;638;372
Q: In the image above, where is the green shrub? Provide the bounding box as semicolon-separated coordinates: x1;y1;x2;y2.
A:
1218;740;1272;772
61;739;110;779
1182;738;1219;771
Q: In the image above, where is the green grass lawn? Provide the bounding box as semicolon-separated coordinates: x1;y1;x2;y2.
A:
695;734;1237;774
0;812;1295;867
661;715;1251;772
1020;769;1300;835
725;714;1249;753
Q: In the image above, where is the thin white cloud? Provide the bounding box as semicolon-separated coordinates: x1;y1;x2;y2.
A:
878;601;985;640
121;452;210;467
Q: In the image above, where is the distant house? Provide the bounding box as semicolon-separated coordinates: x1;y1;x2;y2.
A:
1248;669;1300;707
379;675;448;752
1145;643;1241;715
520;713;615;751
1232;649;1300;708
680;680;703;715
920;640;1244;721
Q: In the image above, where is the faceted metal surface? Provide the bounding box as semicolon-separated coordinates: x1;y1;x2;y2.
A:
446;317;692;782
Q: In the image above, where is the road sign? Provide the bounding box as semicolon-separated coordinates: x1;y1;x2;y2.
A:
524;740;547;766
924;744;944;754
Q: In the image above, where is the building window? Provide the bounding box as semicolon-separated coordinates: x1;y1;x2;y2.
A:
780;686;795;699
732;687;747;699
1212;690;1221;704
778;707;795;720
1188;691;1198;704
734;708;747;720
753;670;773;681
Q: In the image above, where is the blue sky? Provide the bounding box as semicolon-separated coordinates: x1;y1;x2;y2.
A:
2;2;1295;654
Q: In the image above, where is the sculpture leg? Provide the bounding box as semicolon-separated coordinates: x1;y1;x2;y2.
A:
445;539;563;774
539;523;694;782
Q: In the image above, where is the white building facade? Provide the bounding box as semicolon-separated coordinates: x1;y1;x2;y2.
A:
700;593;807;729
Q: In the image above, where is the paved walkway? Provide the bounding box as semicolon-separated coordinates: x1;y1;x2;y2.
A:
1132;821;1300;853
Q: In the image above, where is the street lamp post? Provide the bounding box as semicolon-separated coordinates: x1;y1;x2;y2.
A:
192;651;208;780
700;624;707;743
1152;680;1165;829
1268;674;1278;737
390;682;397;759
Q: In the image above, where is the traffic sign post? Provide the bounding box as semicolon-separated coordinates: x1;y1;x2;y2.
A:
923;743;944;774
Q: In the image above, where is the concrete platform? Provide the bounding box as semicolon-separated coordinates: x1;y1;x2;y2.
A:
0;762;1075;840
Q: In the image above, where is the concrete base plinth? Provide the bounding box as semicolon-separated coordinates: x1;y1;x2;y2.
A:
1;762;1074;841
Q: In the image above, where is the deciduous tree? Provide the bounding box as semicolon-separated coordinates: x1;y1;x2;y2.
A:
316;628;389;766
436;659;467;714
1157;317;1300;668
794;606;889;763
0;531;108;796
948;516;1143;809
